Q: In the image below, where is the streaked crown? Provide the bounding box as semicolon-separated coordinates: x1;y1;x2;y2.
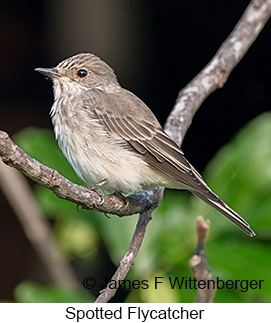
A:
56;53;119;86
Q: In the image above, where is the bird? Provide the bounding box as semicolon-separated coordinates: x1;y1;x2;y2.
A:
35;53;255;237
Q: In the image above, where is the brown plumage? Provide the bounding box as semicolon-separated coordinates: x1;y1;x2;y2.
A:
35;53;255;237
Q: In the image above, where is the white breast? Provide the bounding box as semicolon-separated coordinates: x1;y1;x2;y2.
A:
50;98;166;193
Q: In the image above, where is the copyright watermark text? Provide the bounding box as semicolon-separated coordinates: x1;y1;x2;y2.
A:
82;276;264;293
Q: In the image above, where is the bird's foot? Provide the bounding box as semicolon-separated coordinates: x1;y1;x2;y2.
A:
113;191;129;206
88;179;108;205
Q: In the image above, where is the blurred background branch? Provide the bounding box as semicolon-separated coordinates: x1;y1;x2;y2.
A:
0;159;79;288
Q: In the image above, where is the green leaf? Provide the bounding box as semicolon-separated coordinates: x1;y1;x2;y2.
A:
13;127;84;185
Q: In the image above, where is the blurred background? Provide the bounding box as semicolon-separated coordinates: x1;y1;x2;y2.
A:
0;0;270;302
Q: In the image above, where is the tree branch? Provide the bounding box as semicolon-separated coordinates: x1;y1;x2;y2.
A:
94;187;164;303
189;216;216;303
165;0;271;144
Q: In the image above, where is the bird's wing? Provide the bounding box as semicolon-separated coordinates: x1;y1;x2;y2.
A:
84;89;255;237
84;88;208;192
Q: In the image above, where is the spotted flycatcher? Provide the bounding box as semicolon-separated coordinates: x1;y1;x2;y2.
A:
35;53;255;237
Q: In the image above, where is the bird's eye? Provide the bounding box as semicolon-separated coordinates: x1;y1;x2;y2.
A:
77;69;88;78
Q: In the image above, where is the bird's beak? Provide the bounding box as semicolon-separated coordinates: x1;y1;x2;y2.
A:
35;67;61;78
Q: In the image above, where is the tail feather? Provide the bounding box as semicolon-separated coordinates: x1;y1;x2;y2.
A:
192;191;256;237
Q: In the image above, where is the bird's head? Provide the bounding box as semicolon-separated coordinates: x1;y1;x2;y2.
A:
35;53;119;95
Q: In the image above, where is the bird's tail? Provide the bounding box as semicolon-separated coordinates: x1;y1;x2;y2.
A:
192;190;255;237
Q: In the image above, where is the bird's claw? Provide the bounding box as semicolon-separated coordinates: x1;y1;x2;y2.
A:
114;191;129;206
88;179;107;205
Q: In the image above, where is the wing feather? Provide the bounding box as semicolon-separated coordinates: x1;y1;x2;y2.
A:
86;89;208;192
